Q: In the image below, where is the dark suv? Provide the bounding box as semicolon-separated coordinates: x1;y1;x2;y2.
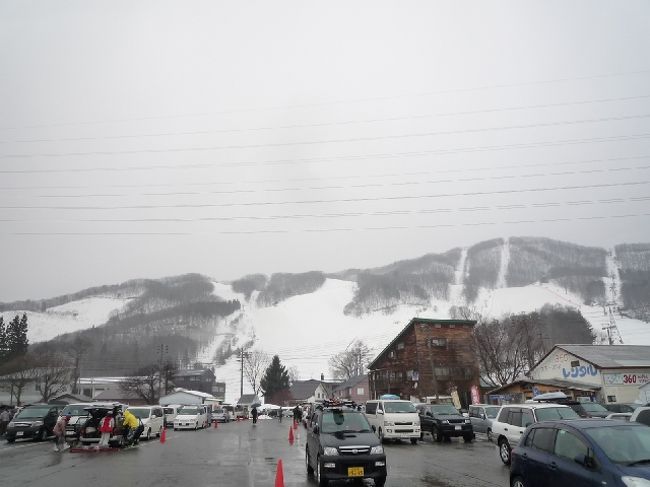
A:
5;404;62;443
417;404;473;442
306;404;387;487
567;401;610;418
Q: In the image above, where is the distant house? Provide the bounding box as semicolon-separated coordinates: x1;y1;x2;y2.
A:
368;318;480;408
172;369;216;395
333;375;370;403
212;382;226;401
237;394;260;407
93;386;148;406
49;393;94;405
160;388;217;406
289;379;333;405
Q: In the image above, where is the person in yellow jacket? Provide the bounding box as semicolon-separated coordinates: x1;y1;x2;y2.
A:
122;409;143;446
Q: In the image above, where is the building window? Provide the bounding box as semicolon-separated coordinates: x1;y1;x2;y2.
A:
429;338;447;348
570;360;580;368
434;324;442;328
389;351;395;358
356;387;364;395
449;324;455;328
607;395;617;403
397;342;404;350
434;367;450;377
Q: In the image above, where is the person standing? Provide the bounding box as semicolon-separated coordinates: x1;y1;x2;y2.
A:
0;408;10;437
52;415;69;452
98;411;114;448
251;406;258;425
122;409;139;446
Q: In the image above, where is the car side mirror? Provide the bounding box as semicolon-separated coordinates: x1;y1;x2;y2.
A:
377;410;384;415
480;413;486;420
575;453;596;469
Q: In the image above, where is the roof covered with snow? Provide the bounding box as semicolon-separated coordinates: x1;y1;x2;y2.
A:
553;345;650;369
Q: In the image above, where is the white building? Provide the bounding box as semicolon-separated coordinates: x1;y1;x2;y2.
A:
530;344;650;404
159;388;217;406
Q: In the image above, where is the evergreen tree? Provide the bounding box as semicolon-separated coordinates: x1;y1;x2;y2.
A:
0;316;6;363
260;355;290;403
6;314;29;359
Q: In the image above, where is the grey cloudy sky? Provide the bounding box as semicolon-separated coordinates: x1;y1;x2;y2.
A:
2;0;650;301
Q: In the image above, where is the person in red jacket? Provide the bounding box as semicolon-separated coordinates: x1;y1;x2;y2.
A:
98;411;114;448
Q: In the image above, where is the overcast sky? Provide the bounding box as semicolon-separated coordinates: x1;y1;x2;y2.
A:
1;0;650;301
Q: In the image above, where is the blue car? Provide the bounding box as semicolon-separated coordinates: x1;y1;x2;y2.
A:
510;419;650;487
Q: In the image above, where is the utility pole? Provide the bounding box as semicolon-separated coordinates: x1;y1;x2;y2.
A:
238;348;250;399
427;339;439;401
156;344;169;401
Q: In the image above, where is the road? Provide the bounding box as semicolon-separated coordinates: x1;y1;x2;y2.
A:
0;422;509;487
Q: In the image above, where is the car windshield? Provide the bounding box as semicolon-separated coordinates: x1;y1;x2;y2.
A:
15;407;51;419
126;408;151;419
179;407;201;415
485;407;500;419
384;402;416;413
535;407;580;421
581;403;608;413
61;405;91;416
321;411;372;434
431;405;459;415
163;408;175;415
587;426;650;464
214;408;224;413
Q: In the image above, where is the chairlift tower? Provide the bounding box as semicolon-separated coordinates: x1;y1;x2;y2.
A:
602;303;624;345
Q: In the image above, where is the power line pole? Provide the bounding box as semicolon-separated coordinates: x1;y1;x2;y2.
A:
238;348;250;399
156;344;168;400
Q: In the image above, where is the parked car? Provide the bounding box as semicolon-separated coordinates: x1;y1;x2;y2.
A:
5;404;62;443
60;402;126;445
173;405;208;430
510;419;650;487
125;406;164;440
416;403;473;443
492;403;579;465
604;403;643;414
630;406;650;427
468;404;501;441
364;399;420;444
306;403;387;487
567;401;610;418
606;413;633;421
212;406;231;423
78;405;125;447
162;404;183;428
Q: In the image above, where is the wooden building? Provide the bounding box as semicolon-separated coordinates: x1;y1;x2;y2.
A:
368;318;480;407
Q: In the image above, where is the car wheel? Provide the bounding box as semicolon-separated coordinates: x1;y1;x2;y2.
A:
306;448;314;477
410;438;418;445
6;438;15;444
434;427;443;443
463;434;473;443
487;428;492;442
511;476;527;487
499;438;512;465
144;428;151;441
375;476;387;487
316;456;328;487
157;426;161;438
36;428;48;442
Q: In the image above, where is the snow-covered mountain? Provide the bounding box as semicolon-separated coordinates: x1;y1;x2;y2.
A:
2;237;649;404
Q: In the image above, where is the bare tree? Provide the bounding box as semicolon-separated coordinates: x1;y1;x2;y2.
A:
449;305;483;322
244;350;270;396
0;355;38;406
34;354;73;402
119;364;160;404
328;340;371;380
473;319;528;388
287;366;300;383
67;336;92;394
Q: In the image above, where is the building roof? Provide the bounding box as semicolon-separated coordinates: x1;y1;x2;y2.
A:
333;375;367;393
487;377;601;395
49;393;94;404
237;394;260;405
289;379;330;400
93;386;142;401
173;369;215;378
368;317;476;369
538;345;650;370
163;388;216;400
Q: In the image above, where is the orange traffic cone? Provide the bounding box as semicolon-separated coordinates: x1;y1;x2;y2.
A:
288;425;295;445
293;419;298;430
274;459;284;487
160;427;166;444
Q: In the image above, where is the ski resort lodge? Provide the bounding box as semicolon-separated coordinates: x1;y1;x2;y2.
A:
489;344;650;404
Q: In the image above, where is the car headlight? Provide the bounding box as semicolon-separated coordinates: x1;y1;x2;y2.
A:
465;419;471;424
323;447;338;456
384;421;395;426
7;422;15;428
32;421;44;427
442;420;450;424
622;477;650;487
370;445;384;455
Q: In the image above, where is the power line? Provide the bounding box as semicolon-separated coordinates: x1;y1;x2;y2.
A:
2;67;649;132
4;211;650;236
4;113;650;160
4;93;650;145
1;180;648;211
20;163;650;199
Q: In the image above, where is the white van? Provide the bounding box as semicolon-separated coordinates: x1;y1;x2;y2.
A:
125;406;165;440
162;404;183;428
173;405;208;431
365;399;421;443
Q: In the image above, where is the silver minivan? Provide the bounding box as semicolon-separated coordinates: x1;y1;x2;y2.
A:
468;404;501;441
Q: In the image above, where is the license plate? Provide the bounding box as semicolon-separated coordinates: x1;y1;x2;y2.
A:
348;467;364;477
455;426;462;431
16;431;24;437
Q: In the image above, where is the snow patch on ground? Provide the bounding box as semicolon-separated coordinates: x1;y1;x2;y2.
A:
1;296;131;343
212;281;246;302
